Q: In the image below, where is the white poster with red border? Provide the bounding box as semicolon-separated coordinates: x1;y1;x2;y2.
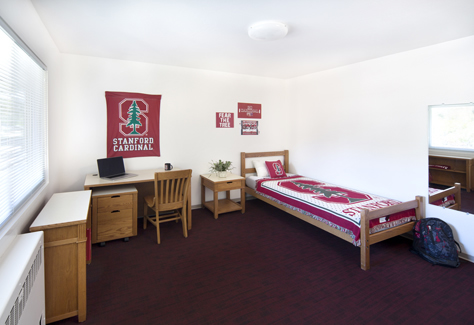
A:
241;120;258;135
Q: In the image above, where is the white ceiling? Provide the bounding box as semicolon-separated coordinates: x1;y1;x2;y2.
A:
31;0;474;79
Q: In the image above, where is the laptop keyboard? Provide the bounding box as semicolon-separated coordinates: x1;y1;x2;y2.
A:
104;173;138;180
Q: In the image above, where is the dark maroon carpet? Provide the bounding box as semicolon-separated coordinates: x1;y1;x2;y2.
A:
55;199;474;325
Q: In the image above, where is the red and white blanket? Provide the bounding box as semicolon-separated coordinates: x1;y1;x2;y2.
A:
428;187;456;208
255;175;416;246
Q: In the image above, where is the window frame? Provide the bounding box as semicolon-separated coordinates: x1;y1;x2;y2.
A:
0;17;48;229
428;102;474;152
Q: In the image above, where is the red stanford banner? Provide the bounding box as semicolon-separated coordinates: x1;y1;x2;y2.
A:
105;91;161;158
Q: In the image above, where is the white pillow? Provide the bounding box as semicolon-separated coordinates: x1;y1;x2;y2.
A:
253;160;269;177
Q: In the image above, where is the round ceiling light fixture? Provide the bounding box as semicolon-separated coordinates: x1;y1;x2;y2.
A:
248;21;288;41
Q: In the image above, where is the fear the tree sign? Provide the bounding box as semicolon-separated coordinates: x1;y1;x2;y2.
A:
105;91;161;158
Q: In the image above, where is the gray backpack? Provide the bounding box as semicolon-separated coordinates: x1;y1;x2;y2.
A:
410;218;461;268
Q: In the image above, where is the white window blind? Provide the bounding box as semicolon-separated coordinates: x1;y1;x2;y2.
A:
0;17;47;228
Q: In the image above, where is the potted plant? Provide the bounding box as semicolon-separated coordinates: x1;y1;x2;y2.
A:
209;159;234;178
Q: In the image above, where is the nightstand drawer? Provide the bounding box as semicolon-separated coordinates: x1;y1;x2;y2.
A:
214;179;244;191
97;194;133;212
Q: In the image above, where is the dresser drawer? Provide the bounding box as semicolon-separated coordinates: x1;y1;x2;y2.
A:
97;209;133;241
97;194;133;212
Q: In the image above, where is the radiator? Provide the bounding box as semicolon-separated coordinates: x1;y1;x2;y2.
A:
0;232;45;325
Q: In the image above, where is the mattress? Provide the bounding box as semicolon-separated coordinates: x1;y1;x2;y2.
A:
248;175;416;246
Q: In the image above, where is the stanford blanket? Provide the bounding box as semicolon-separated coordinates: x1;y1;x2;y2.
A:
429;187;456;208
255;175;416;246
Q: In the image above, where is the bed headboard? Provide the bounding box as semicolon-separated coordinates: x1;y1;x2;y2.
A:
240;150;289;177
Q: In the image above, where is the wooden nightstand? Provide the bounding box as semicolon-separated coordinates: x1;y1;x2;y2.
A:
201;173;246;219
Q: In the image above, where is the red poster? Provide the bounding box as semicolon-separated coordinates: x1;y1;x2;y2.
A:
216;112;234;128
238;102;262;119
105;91;161;158
241;120;259;135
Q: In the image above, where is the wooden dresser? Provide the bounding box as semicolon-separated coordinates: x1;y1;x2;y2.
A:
30;190;91;324
90;185;137;245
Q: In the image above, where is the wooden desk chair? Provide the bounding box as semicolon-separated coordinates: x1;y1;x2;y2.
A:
143;169;192;244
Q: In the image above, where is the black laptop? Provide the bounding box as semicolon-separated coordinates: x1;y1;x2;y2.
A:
97;156;137;180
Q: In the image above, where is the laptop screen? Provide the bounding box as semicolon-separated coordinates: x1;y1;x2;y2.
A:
97;156;125;178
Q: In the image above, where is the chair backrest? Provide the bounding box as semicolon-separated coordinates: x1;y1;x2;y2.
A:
153;169;192;212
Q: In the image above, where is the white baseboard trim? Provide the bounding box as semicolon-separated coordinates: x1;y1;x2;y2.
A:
459;252;474;262
191;196;256;210
401;233;473;263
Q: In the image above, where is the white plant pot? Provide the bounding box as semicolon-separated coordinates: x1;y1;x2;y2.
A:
218;171;227;178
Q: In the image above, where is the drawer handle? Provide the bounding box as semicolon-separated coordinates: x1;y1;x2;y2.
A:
111;210;120;213
111;195;121;198
227;182;233;184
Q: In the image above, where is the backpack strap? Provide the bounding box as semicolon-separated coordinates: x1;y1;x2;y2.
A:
455;240;462;254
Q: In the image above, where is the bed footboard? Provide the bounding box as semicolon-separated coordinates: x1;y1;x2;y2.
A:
429;183;461;210
360;195;424;270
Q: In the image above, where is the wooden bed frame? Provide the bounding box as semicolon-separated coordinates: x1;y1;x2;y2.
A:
240;150;425;270
429;183;461;210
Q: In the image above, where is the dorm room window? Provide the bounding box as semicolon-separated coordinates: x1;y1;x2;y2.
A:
0;18;47;228
429;103;474;151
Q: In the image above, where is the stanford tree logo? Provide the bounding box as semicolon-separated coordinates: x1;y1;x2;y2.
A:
119;98;149;136
126;100;142;134
279;180;371;204
271;162;284;176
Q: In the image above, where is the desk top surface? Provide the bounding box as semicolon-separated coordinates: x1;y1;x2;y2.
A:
30;190;92;231
84;168;168;188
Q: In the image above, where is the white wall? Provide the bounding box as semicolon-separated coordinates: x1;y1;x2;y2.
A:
2;0;474;260
0;0;62;253
59;55;289;204
288;35;474;257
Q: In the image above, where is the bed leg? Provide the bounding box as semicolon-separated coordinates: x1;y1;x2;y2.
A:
360;209;370;271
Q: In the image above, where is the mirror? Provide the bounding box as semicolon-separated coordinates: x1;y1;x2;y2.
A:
428;154;473;214
428;103;474;214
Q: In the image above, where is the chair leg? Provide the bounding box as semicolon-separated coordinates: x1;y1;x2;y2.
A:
143;203;148;229
181;209;188;238
156;215;161;244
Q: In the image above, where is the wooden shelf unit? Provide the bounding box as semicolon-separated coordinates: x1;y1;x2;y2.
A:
429;154;474;192
30;190;91;324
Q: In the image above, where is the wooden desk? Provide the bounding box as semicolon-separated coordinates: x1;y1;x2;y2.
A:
201;173;245;219
84;168;192;229
30;190;91;324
